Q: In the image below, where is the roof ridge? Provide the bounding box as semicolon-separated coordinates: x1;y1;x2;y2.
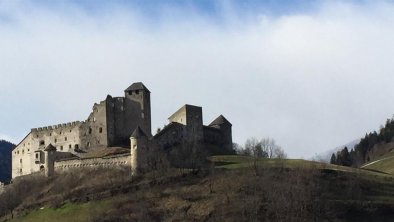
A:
124;82;150;93
208;115;232;127
131;126;147;138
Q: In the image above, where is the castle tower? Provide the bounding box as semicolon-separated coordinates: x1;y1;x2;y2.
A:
130;126;148;176
208;115;233;152
168;104;204;142
124;82;152;138
44;144;57;177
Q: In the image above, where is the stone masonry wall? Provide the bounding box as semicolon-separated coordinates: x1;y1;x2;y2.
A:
79;100;109;151
12;121;82;178
54;154;130;171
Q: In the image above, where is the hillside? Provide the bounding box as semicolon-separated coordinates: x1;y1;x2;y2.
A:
314;138;360;162
332;117;394;168
0;140;15;183
2;156;394;221
361;148;394;174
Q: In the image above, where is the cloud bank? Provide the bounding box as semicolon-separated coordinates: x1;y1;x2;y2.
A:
1;1;394;157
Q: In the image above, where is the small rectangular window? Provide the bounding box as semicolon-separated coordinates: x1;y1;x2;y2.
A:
60;146;63;151
99;127;103;133
65;137;67;141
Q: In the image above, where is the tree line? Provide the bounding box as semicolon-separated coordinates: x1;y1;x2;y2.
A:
331;117;394;167
233;137;287;159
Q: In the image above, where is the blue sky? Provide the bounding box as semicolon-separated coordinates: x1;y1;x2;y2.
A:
1;0;394;158
34;0;318;16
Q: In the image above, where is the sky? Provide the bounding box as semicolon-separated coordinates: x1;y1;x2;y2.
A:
1;0;394;158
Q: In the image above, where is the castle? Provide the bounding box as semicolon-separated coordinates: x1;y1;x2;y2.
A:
12;82;232;178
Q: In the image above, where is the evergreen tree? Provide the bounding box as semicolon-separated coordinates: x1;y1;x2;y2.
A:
330;153;336;164
341;147;352;166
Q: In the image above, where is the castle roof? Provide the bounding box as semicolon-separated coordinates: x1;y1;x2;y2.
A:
44;144;57;151
131;126;147;138
208;115;232;127
124;82;150;93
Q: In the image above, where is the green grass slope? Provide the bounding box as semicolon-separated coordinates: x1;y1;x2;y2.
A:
211;155;388;175
362;150;394;174
12;201;109;222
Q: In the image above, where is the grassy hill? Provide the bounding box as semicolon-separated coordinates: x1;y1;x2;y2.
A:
2;155;394;221
362;149;394;174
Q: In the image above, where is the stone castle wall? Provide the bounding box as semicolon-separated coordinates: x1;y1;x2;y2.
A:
79;100;109;151
12;120;83;178
54;154;130;171
31;121;82;152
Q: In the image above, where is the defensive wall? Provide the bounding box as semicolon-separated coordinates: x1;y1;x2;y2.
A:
54;153;130;171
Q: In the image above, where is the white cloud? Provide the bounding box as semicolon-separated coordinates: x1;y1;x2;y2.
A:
1;1;394;157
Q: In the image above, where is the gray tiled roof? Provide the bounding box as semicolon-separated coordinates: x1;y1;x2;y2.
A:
209;115;232;127
131;126;147;138
44;144;57;151
124;82;150;93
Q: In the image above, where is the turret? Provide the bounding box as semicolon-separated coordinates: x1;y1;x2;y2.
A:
44;144;57;177
130;126;148;175
208;115;233;152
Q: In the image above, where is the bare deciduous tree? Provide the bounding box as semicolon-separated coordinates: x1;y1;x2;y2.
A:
245;137;267;158
273;146;287;159
242;137;287;159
